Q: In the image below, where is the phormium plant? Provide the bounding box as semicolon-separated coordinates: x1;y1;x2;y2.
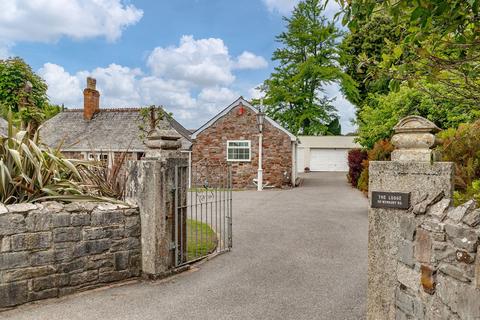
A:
0;114;116;204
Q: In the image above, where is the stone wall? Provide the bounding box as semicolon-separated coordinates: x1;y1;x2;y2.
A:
394;195;480;320
0;202;141;310
192;104;293;188
368;161;480;319
368;161;454;319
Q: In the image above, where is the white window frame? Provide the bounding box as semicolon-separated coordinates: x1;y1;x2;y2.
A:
227;140;251;162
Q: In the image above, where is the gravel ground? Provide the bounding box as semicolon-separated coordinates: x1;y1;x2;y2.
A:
1;172;368;320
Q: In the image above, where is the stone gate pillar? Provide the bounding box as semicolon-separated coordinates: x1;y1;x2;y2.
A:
367;116;454;319
125;128;188;278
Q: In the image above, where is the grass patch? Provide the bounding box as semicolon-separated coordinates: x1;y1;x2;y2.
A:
187;219;218;260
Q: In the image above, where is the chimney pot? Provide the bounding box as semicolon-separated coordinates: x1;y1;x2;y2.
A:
83;77;100;120
86;77;96;90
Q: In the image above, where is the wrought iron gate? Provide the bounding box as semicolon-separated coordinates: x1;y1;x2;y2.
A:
173;163;232;268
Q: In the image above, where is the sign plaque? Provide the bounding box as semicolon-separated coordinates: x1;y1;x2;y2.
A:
371;191;410;209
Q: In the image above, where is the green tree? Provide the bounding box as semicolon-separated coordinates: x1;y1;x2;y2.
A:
338;0;480;108
339;14;402;106
258;0;358;135
326;117;341;135
0;57;59;132
357;83;480;148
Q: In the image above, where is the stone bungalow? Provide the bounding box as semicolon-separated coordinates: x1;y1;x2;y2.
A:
40;78;192;167
191;97;297;189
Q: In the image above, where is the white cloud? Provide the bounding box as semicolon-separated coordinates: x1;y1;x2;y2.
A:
262;0;342;20
40;64;241;126
138;77;196;110
198;87;239;114
40;62;194;110
0;42;12;59
248;85;265;100
147;35;234;87
234;52;268;70
0;0;143;44
89;64;143;107
38;63;82;106
147;35;268;87
262;0;300;14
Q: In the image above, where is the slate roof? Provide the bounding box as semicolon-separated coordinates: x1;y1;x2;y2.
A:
39;108;192;152
0;117;7;137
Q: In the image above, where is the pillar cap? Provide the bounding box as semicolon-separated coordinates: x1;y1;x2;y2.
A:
391;116;441;162
145;128;182;151
393;115;440;134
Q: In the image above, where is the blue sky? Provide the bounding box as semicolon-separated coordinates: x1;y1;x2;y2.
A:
0;0;356;133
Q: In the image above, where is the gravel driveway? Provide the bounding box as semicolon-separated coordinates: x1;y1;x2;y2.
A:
1;172;368;320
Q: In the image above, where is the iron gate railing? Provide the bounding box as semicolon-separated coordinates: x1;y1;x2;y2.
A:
173;163;232;267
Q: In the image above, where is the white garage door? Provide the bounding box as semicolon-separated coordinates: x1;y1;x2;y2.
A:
310;148;349;172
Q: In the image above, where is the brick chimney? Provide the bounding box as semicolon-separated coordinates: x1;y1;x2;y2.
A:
83;77;100;120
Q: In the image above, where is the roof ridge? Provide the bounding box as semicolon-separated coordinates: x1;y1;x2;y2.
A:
63;107;146;112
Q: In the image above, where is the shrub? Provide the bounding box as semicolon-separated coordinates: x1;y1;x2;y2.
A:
356;84;480;149
454;180;480;206
0;115;114;204
437;120;480;191
357;167;369;193
437;120;480;205
347;149;368;187
78;151;130;200
367;139;395;161
357;139;395;193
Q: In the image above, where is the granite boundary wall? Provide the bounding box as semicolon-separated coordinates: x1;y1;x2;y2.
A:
0;202;141;310
368;161;480;319
394;194;480;319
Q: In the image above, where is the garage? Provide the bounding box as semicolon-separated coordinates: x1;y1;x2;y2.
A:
296;136;361;172
310;148;349;171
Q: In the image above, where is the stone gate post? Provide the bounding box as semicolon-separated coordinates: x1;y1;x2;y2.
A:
125;128;188;278
367;116;454;319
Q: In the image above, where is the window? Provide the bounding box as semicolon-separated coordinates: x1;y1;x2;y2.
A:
99;154;108;165
227;140;251;161
86;152;109;164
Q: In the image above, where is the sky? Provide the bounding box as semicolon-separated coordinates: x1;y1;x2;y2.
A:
0;0;356;133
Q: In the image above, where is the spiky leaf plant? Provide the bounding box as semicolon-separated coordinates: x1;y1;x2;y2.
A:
0;114;113;204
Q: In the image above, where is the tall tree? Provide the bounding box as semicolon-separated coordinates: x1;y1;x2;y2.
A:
338;0;480;109
258;0;357;135
339;15;402;106
326;117;342;135
0;57;59;132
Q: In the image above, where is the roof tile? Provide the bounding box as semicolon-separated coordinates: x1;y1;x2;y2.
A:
39;108;191;151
